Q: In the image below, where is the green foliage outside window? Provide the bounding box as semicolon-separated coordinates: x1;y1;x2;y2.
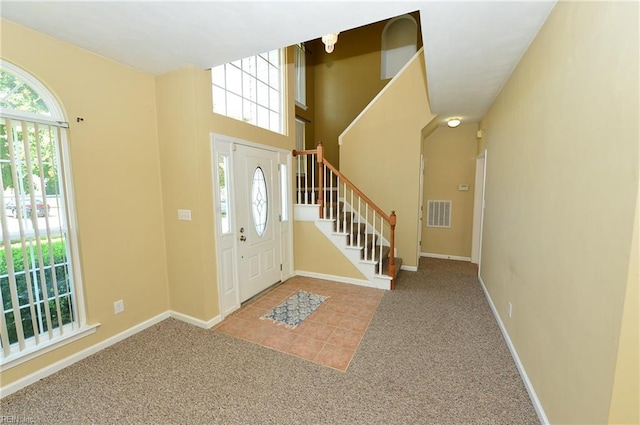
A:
1;69;60;194
0;69;50;115
0;239;73;345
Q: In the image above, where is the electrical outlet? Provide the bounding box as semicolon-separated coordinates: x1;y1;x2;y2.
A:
114;299;125;314
508;301;513;318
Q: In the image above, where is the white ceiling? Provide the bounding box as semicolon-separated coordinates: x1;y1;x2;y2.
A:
1;1;556;125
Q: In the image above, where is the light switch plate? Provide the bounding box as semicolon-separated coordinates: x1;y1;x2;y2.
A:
114;300;124;314
177;209;192;221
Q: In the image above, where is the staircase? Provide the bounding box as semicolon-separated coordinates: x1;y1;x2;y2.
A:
293;144;401;290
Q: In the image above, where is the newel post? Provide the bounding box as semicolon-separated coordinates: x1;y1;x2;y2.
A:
317;142;324;218
389;211;396;289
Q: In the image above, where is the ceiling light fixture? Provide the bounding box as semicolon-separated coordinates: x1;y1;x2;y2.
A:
447;118;461;128
322;32;340;53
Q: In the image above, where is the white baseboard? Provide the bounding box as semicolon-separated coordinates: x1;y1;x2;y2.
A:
477;275;549;424
0;311;170;399
295;270;372;288
420;252;471;262
400;265;418;272
169;311;221;329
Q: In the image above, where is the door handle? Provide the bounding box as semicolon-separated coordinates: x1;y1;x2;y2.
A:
240;235;247;242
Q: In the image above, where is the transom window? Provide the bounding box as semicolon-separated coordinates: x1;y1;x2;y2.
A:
0;60;88;369
212;49;284;134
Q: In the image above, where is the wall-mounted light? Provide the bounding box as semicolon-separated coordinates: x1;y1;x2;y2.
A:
447;118;461;128
322;32;340;53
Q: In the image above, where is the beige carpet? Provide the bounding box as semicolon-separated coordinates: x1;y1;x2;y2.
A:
0;258;539;424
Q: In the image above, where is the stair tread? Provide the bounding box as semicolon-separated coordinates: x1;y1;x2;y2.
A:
380;257;402;280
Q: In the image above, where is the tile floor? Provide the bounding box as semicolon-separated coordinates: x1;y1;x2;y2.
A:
213;276;385;371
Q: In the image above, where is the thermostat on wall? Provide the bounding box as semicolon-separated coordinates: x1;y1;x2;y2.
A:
458;184;469;191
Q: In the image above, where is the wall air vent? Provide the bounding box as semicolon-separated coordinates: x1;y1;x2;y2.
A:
427;200;452;228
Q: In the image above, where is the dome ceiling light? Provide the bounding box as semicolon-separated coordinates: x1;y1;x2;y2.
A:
447;118;461;128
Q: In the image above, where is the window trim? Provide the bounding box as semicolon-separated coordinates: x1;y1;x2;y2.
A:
0;323;97;371
0;62;90;370
1;60;66;123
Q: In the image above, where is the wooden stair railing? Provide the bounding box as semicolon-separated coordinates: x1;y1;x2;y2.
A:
293;143;397;289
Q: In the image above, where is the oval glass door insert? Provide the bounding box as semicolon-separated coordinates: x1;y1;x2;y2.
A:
251;167;268;236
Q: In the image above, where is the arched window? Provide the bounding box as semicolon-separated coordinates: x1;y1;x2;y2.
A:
381;15;418;80
0;60;90;368
0;61;65;123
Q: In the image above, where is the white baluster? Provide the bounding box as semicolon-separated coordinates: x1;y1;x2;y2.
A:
350;189;354;246
357;197;362;248
311;154;316;204
323;168;327;217
371;210;376;261
378;216;384;274
342;182;347;233
325;168;329;219
329;169;334;220
296;155;301;204
364;206;368;260
304;154;308;204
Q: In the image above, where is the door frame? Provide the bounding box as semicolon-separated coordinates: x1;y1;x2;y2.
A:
416;154;425;265
471;150;487;270
211;133;293;319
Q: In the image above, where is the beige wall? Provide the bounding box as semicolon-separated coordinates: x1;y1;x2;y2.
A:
155;67;212;320
295;44;315;150
340;50;436;269
1;20;170;386
312;22;390;166
310;12;422;166
155;48;296;322
607;165;639;424
478;2;639;424
422;124;477;258
294;221;365;279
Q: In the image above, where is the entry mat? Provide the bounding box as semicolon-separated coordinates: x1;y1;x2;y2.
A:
261;291;329;328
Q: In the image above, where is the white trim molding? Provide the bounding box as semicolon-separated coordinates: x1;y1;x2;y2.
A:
0;312;170;399
169;311;221;329
295;270;372;288
477;275;549;424
400;265;418;272
420;252;471;262
1;324;99;372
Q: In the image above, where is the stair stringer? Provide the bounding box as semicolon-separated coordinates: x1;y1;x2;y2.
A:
315;219;393;290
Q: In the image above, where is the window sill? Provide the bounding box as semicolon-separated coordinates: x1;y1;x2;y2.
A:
295;101;308;111
0;323;100;372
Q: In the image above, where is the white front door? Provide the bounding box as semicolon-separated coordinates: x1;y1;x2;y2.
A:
234;144;281;302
